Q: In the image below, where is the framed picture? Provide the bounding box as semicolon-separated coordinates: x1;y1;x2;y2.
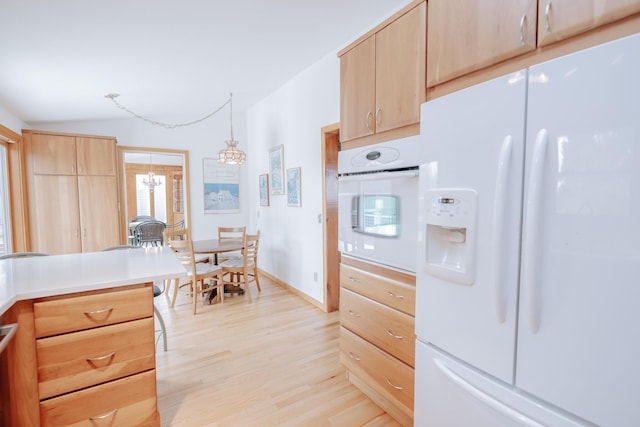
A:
269;145;284;195
203;158;240;214
259;174;270;206
286;167;301;207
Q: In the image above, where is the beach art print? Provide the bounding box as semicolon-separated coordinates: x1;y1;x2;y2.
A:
286;167;301;207
269;145;284;195
203;158;240;213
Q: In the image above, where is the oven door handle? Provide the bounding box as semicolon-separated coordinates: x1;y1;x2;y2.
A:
338;170;418;182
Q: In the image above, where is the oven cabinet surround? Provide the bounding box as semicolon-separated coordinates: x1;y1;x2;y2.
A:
426;0;640;87
338;0;426;148
339;256;416;427
23;130;121;255
0;248;186;426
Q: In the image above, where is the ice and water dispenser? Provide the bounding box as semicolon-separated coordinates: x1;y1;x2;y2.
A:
423;189;477;285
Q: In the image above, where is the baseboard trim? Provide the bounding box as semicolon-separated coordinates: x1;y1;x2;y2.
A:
258;269;325;312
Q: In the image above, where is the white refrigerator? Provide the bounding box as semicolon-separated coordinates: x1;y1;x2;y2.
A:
414;33;640;426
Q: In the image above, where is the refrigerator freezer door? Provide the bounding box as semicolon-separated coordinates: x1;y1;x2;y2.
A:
517;33;640;426
414;341;592;427
416;71;526;383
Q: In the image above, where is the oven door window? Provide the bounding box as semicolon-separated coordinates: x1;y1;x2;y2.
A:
352;195;400;237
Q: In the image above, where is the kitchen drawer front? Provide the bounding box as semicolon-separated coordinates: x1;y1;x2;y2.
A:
340;326;414;411
40;370;159;427
340;287;415;367
34;286;153;338
37;317;155;399
341;263;416;316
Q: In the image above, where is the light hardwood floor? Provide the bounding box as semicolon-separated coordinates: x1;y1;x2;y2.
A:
154;275;401;427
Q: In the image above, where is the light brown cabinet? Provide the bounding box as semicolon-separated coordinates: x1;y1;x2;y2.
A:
24;131;121;254
426;0;640;88
1;284;159;426
537;0;640;46
427;0;537;87
339;256;416;427
339;0;426;146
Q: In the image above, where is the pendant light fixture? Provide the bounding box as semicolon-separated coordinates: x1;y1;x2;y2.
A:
143;153;161;192
217;92;246;165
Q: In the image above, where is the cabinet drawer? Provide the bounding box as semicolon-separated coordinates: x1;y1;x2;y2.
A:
34;287;153;338
340;288;415;367
40;370;159;427
37;318;155;399
341;264;416;315
340;327;414;411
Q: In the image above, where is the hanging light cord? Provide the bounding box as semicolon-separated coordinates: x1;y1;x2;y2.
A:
104;93;231;129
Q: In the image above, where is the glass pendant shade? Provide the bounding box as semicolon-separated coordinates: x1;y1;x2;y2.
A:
217;139;246;165
217;92;246;165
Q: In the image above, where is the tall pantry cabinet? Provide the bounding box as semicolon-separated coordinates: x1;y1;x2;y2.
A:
23;130;121;254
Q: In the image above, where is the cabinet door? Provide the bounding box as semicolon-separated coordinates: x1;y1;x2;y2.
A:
427;0;536;87
538;0;640;46
76;137;116;176
340;36;376;142
376;1;426;132
29;133;77;175
30;175;82;254
78;175;120;252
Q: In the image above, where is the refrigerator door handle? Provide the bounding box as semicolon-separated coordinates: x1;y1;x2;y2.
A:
492;135;513;323
522;129;549;334
434;358;545;427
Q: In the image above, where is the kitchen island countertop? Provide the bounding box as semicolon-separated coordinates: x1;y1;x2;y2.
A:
0;246;186;316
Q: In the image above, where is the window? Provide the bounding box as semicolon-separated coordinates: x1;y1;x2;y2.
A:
351;195;400;238
0;144;12;255
135;174;167;222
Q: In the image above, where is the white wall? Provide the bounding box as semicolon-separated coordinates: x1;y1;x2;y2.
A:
26;113;250;240
0;105;25;134
246;52;339;304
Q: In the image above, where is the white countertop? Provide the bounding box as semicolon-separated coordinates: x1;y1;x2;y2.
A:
0;246;187;316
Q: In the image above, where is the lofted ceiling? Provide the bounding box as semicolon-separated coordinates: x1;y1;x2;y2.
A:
0;0;412;125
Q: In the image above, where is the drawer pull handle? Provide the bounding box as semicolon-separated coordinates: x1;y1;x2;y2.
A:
348;352;361;362
387;329;404;340
386;378;404;391
89;408;118;421
348;310;360;318
348;276;360;283
84;307;114;316
86;351;116;362
387;291;404;300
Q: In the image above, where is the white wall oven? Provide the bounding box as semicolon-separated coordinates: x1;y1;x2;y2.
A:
338;136;424;273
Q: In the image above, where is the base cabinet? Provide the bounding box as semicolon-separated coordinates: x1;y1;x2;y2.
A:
339;257;416;427
1;285;159;426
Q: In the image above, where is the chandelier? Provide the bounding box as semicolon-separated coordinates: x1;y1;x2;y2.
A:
143;155;161;192
217;93;246;165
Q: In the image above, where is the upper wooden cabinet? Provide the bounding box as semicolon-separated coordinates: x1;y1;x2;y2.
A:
339;1;426;146
24;130;121;254
537;0;640;46
427;0;537;87
29;133;116;176
426;0;640;88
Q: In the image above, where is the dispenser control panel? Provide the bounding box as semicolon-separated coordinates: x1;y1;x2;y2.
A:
423;188;477;285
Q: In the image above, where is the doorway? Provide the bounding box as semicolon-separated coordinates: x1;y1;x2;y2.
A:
117;146;191;243
322;123;340;312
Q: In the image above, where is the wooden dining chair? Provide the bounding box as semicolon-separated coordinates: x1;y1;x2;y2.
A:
163;228;209;308
166;238;225;314
217;226;246;263
220;230;261;302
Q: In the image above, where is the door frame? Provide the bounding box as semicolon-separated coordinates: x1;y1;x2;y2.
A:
321;123;340;312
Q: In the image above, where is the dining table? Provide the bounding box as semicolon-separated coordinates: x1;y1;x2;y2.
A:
192;238;245;302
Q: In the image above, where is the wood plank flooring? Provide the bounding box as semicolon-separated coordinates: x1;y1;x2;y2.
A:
154;275;401;427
